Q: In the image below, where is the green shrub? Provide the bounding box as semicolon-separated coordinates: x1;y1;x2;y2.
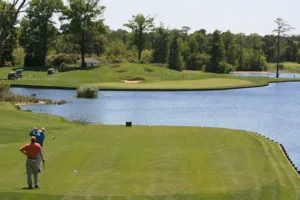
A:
0;82;10;99
58;63;78;72
112;57;123;63
50;54;79;67
151;63;168;68
186;53;210;71
58;62;67;72
141;49;152;63
76;86;98;99
218;61;234;73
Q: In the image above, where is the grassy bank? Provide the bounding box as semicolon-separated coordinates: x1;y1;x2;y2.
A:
0;63;298;90
0;102;299;199
267;62;300;73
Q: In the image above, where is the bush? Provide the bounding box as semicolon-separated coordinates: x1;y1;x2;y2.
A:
58;62;67;72
49;54;79;67
141;49;152;63
186;53;210;71
76;86;98;99
57;63;78;72
237;49;267;71
218;61;234;73
0;82;10;99
111;56;123;63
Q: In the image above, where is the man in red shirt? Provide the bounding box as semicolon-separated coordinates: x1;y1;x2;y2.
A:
19;136;45;189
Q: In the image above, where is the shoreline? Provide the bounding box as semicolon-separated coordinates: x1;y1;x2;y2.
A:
9;80;300;175
15;102;300;177
14;100;47;106
9;79;300;91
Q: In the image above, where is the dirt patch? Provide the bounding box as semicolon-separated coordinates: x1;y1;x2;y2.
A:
144;68;153;72
110;64;120;68
15;100;47;106
123;80;143;84
124;77;145;81
116;69;127;73
231;71;271;74
122;77;145;84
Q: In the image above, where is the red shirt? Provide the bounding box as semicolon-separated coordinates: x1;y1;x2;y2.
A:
19;142;42;159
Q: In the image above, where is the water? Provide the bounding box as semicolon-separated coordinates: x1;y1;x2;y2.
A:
11;82;300;169
231;71;300;78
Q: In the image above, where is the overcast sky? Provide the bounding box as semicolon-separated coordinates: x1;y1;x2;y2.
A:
100;0;299;35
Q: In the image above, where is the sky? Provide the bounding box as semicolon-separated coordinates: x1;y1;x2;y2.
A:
100;0;300;35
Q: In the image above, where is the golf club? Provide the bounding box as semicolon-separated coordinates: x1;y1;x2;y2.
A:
42;159;47;187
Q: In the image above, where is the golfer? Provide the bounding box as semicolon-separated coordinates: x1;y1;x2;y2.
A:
29;127;46;171
29;127;46;147
19;136;44;189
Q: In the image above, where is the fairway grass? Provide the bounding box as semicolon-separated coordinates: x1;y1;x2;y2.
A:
1;63;298;90
0;102;299;200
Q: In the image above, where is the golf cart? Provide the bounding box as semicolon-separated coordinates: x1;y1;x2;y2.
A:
7;68;23;80
47;68;55;75
15;69;24;78
7;71;17;80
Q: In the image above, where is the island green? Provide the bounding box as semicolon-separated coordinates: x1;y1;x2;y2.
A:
1;63;299;90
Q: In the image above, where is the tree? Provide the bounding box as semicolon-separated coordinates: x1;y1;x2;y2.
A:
250;33;265;71
285;39;298;62
124;14;154;61
206;30;224;73
222;31;237;65
193;30;209;53
186;35;204;70
0;0;27;66
61;0;105;68
151;25;169;63
178;37;190;66
20;0;63;68
180;26;191;42
273;18;294;78
108;29;128;45
262;35;277;63
236;33;245;70
105;40;126;60
88;34;106;56
168;32;183;71
236;34;266;71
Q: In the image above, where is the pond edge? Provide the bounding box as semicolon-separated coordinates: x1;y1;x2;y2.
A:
10;79;300;91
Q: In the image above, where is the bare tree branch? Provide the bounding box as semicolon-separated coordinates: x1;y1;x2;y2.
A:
0;0;28;65
273;17;295;78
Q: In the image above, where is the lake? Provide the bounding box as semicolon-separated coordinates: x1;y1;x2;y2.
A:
231;71;300;78
11;82;300;169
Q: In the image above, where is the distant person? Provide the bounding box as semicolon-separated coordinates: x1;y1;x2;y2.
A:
29;127;46;147
19;136;44;189
29;127;46;171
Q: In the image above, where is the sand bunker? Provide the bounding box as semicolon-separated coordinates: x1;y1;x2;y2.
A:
123;77;145;84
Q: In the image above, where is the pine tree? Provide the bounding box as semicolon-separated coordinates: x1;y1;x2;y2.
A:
168;32;183;71
152;26;169;63
206;30;224;73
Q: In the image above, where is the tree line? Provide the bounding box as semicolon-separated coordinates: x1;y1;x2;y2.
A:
1;0;298;74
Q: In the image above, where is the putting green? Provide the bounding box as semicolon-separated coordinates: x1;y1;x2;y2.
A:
0;102;299;199
88;78;252;90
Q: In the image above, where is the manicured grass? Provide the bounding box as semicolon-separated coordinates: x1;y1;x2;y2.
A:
0;102;299;199
1;63;298;90
88;78;253;90
267;62;300;73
